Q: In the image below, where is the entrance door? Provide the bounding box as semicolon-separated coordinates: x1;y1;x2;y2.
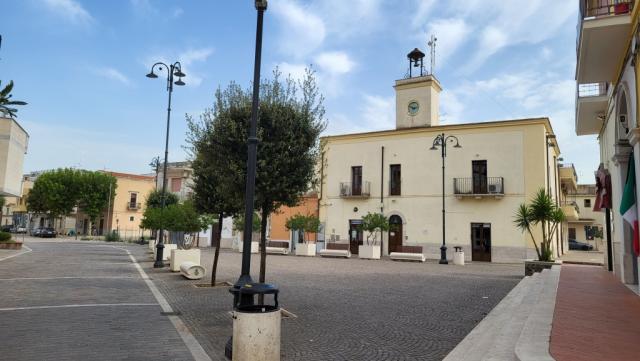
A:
388;215;403;253
471;223;491;262
568;228;576;240
472;160;488;194
349;220;363;254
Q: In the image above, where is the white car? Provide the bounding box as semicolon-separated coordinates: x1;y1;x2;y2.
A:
16;226;27;234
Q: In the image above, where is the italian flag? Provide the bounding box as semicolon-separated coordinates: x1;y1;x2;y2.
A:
620;152;640;256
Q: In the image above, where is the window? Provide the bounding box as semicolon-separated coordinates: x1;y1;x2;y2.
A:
171;178;182;193
390;164;401;196
351;166;362;196
129;216;134;222
129;192;137;205
584;199;591;208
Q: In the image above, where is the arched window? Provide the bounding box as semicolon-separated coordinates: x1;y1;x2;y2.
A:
616;88;630;141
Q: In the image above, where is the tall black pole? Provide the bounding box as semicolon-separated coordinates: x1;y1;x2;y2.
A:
234;2;267;302
154;65;174;268
439;133;448;264
605;208;613;272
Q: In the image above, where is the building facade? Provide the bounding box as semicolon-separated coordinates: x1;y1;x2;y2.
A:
0;117;29;197
269;193;320;251
574;0;639;286
156;161;194;202
567;184;605;249
320;64;565;263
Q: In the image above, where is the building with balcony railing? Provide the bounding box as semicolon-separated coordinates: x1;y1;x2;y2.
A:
319;47;569;263
573;0;640;287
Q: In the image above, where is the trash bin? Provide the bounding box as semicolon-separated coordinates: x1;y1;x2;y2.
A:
453;246;465;265
228;283;281;361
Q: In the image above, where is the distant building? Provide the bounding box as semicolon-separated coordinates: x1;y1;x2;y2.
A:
156;161;193;201
565;184;604;249
269;193;320;252
0;117;29;197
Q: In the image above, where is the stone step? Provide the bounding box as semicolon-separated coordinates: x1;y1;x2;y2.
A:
443;272;540;361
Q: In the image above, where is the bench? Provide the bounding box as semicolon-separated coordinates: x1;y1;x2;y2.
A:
265;241;290;255
390;246;425;262
318;243;351;258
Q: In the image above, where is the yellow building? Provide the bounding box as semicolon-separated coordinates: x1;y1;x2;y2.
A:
82;171;155;240
574;0;639;286
320;53;567;263
0;117;29;197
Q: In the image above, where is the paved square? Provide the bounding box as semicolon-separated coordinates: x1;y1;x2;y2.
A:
133;245;522;361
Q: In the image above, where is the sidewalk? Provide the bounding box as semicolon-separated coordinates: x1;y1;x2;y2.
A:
550;265;640;361
559;250;604;265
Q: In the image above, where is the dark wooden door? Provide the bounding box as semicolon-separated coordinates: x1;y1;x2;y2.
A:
471;223;491;262
351;166;362;196
472;160;487;194
349;220;363;254
568;228;576;240
388;215;403;253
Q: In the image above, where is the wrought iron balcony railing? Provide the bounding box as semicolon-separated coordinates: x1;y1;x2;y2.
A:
453;177;504;196
339;181;371;197
578;82;607;98
127;202;141;210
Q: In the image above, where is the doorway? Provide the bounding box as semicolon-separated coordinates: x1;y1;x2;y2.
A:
568;228;576;240
349;220;363;255
388;215;403;253
472;160;487;194
471;223;491;262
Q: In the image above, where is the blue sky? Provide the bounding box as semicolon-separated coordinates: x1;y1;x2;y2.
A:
2;0;598;182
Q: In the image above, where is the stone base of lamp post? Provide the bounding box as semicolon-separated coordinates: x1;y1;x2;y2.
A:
439;245;448;264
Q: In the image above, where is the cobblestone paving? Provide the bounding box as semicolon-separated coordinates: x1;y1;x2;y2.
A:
130;245;522;361
0;239;195;361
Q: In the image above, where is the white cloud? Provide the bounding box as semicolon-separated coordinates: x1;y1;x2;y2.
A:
271;0;326;58
276;62;308;83
316;52;355;75
93;67;131;86
42;0;93;25
424;18;471;67
412;0;437;29
315;0;384;38
172;7;184;18
440;90;464;123
361;94;395;130
179;48;214;87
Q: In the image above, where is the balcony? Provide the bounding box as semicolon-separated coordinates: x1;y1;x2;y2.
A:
559;164;578;192
453;177;504;199
576;82;608;135
576;0;633;83
562;201;580;221
339;181;371;198
127;202;141;210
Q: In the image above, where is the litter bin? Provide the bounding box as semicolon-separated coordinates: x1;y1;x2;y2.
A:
227;283;281;361
453;246;465;265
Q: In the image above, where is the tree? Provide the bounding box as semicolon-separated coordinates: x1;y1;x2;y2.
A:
78;171;117;226
0;80;27;118
0;195;5;225
361;212;389;245
514;188;566;262
285;213;320;244
145;189;179;209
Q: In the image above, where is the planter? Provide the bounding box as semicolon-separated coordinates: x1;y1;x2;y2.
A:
0;242;22;250
295;243;316;257
358;245;380;260
238;241;259;254
525;259;562;276
170;249;201;272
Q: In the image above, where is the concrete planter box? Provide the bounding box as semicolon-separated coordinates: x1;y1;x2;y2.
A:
525;260;562;276
238;241;259;254
295;243;316;257
152;243;178;261
0;242;22;250
170;249;201;272
358;245;381;260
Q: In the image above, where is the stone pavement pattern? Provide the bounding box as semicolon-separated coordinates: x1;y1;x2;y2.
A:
132;246;522;361
550;264;640;361
0;239;196;361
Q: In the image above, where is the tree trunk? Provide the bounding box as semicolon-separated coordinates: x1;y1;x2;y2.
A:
258;208;269;304
211;213;224;287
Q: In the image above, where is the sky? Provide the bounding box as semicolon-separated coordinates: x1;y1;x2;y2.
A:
1;0;599;182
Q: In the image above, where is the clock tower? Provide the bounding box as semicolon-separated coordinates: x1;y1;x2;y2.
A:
394;47;442;129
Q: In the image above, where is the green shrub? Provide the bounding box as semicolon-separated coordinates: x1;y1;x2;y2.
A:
104;231;120;242
0;232;12;242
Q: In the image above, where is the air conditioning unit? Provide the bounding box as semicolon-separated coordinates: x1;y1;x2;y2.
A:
340;184;350;196
488;184;501;194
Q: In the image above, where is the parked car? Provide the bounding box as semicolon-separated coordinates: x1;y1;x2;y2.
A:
1;225;12;233
16;226;27;234
31;228;43;237
40;228;57;238
569;239;593;251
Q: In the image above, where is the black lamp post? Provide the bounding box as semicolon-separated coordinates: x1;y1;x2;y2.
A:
430;133;461;265
230;0;268;307
146;61;185;268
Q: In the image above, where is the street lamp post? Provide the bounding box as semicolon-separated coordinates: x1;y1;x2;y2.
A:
430;133;462;265
146;61;186;268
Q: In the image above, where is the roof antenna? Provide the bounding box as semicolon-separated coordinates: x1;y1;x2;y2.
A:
427;34;437;75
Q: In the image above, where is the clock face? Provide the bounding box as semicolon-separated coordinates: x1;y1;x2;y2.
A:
408;101;419;115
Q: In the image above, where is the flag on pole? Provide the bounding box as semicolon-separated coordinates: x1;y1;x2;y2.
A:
620;152;640;256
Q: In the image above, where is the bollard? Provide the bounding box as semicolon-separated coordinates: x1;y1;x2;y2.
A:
229;283;281;361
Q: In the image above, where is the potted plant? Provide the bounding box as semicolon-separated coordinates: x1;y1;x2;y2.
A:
287;214;319;256
359;212;389;259
514;188;566;275
0;231;22;250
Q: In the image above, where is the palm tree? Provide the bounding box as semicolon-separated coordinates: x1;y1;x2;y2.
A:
514;188;566;262
0;80;27;118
